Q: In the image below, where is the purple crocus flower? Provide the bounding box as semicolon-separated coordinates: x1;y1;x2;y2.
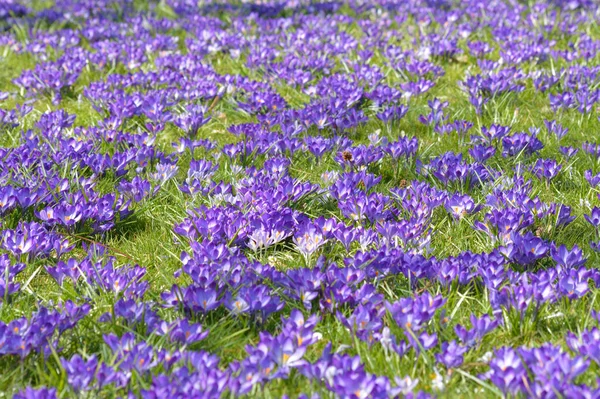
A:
174;104;211;138
184;285;221;313
14;387;58;399
559;146;579;158
386;292;446;332
0;255;25;300
585;207;600;228
151;163;179;185
488;347;527;395
480;124;511;142
436;341;468;368
293;228;327;259
469;144;495;163
555;205;575;228
376;104;409;124
169;319;209;344
269;335;308;369
531;158;562;181
559;268;590;299
544;119;569;139
585;170;600;187
551;244;586;269
444;194;481;220
61;355;98;392
455;314;500;348
499;232;549;266
337;302;385;345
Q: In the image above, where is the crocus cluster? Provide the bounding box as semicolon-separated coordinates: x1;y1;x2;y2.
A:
3;0;600;397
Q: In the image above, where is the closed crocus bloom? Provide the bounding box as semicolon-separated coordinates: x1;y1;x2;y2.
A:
455;314;500;348
585;207;600;228
436;341;467;368
585;170;600;187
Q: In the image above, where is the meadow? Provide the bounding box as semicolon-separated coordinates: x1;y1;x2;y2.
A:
1;0;600;397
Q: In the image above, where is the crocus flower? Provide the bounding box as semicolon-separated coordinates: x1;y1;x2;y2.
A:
61;355;98;392
445;194;481;219
551;244;586;269
585;207;600;228
488;347;527;395
436;341;468;368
